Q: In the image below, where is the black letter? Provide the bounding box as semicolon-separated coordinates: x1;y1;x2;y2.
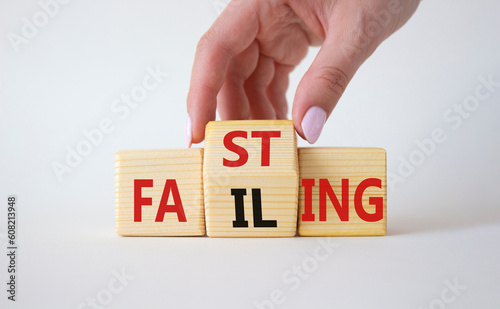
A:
252;189;277;227
231;189;248;227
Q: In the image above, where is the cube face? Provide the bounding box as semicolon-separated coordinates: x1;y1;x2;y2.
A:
203;120;299;237
298;148;386;236
115;149;205;236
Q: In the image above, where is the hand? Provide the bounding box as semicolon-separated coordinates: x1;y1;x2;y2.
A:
186;0;419;146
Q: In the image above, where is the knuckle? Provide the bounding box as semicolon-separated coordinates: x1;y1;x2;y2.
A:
197;30;216;51
198;29;236;59
316;67;349;98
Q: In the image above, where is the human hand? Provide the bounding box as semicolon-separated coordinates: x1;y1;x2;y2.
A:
186;0;419;146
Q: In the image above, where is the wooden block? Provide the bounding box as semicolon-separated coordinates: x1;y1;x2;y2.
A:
298;148;386;236
115;149;205;236
203;120;299;237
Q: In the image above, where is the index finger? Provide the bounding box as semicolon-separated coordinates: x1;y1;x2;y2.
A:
186;0;260;144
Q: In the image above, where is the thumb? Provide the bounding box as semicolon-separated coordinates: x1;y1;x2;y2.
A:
292;27;372;144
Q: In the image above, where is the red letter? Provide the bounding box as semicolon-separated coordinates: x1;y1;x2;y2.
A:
301;179;315;221
251;131;281;166
134;179;153;222
319;179;349;221
223;130;248;167
355;178;383;222
155;179;187;222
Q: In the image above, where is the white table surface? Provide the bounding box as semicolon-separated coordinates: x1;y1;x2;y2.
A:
1;0;499;308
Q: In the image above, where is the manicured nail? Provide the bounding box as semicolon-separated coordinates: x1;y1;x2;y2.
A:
301;106;326;144
185;115;192;148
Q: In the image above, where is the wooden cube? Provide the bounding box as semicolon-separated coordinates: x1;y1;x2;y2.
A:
115;149;205;236
298;148;386;236
203;120;299;237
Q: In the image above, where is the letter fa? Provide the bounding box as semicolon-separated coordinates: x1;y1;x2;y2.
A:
134;179;187;222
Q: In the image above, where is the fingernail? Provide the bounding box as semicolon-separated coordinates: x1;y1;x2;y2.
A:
185;115;192;148
301;106;326;144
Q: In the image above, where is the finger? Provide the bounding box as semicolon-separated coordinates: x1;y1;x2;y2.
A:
186;0;259;144
244;54;276;120
266;63;294;119
217;41;259;120
292;17;378;144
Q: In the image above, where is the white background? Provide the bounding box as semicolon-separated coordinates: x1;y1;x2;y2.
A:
1;0;499;308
